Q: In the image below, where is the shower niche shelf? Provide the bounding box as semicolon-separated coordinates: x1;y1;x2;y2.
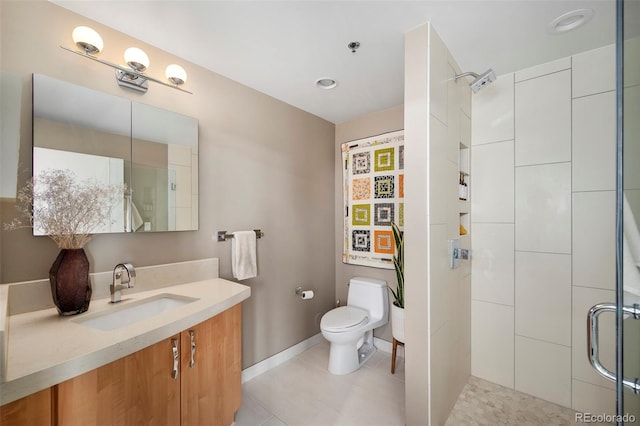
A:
458;140;470;237
459;213;470;238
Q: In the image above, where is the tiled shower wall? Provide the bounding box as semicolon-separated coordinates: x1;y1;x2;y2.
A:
470;44;620;413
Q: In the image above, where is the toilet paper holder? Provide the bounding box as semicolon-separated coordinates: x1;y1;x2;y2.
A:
295;286;314;300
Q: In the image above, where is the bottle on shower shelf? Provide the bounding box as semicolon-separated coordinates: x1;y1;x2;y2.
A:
458;172;468;201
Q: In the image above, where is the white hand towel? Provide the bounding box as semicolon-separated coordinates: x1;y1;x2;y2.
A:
131;201;144;232
623;233;640;297
232;231;257;280
623;193;640;262
623;193;640;296
124;197;144;232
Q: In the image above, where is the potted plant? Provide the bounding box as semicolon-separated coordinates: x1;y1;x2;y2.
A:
389;221;404;343
5;169;124;315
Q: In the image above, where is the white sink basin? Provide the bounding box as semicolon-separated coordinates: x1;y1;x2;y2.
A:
73;293;199;331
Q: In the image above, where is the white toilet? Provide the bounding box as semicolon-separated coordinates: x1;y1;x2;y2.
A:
320;277;389;375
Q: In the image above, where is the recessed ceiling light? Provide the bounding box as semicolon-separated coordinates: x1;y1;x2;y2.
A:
548;9;594;34
315;78;337;90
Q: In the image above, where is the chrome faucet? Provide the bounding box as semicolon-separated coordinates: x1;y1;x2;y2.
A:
110;263;136;303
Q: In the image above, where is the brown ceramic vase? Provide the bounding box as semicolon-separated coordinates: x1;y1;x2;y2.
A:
49;248;92;316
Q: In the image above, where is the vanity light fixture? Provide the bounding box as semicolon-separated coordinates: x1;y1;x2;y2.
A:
72;26;103;54
116;47;152;92
61;26;192;94
166;64;188;85
124;47;150;72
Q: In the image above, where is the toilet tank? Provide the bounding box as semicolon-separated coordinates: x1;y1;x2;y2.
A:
347;277;389;321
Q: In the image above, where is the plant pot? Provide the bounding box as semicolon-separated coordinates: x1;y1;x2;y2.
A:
391;302;405;343
49;248;92;316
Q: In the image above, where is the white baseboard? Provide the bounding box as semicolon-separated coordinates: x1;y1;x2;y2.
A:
241;334;404;383
241;333;325;383
374;337;392;353
374;337;404;358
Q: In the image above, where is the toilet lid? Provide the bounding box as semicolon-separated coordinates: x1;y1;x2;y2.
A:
321;306;369;332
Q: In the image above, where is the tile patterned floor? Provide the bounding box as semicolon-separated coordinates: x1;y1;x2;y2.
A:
236;340;405;426
236;341;605;426
444;376;607;426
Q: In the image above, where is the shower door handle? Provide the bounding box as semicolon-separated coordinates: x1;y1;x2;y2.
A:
587;302;640;394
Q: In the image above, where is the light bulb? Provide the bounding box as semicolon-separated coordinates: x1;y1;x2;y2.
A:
165;64;187;85
72;26;103;55
124;47;149;72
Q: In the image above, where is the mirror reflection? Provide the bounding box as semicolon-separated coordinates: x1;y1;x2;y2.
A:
33;74;131;234
132;103;198;231
32;74;199;234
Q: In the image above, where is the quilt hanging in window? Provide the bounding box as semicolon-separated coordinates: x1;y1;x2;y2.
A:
342;130;404;269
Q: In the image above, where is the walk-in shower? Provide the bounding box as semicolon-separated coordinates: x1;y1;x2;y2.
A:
454;68;496;93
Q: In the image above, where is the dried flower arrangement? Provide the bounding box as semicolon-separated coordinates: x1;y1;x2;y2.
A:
5;169;125;248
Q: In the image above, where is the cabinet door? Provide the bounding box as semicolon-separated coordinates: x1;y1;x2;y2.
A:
56;335;181;426
181;304;242;426
0;388;52;426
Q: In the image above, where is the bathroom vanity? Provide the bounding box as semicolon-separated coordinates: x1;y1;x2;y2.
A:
66;306;240;425
0;260;250;426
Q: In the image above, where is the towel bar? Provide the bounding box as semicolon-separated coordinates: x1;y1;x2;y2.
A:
217;229;264;242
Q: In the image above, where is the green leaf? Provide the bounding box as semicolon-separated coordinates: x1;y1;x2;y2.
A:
389;221;404;308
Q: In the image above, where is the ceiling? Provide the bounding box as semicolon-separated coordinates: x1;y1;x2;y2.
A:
53;1;618;124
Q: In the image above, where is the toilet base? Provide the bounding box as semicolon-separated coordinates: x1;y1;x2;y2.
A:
327;330;376;375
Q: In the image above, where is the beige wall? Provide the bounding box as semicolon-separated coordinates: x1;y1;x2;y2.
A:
334;105;403;342
404;23;472;425
34;118;131;161
0;1;336;369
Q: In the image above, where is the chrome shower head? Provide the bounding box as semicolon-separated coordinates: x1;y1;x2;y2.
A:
470;69;496;93
455;68;496;93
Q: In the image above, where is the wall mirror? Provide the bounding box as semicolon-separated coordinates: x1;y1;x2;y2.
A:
132;102;198;232
32;74;199;233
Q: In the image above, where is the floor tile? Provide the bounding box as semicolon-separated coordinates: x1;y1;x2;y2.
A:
445;377;607;426
238;341;405;425
237;341;591;425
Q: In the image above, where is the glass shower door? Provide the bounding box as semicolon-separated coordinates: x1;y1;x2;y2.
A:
621;0;640;421
588;1;640;424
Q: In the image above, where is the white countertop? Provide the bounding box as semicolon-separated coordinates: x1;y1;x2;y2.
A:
1;278;250;405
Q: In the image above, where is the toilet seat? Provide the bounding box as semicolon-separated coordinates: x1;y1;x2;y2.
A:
321;306;368;332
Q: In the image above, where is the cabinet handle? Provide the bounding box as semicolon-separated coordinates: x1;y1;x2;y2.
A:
189;330;196;368
171;338;179;379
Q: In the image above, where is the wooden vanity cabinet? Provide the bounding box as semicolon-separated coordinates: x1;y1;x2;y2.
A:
1;304;242;426
181;303;242;426
0;388;53;426
56;334;181;426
